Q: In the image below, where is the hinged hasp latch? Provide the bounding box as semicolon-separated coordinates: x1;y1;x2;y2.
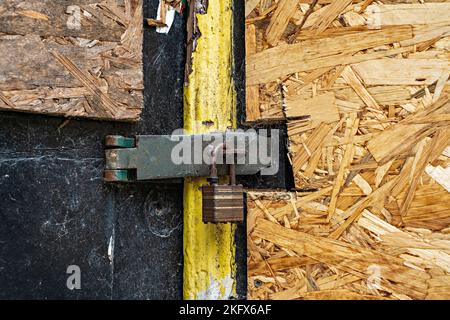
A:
104;131;278;182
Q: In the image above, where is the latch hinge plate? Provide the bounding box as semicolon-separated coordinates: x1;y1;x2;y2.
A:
104;132;275;182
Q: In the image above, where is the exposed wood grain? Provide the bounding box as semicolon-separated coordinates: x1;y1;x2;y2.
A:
403;185;450;231
249;256;317;276
400;129;450;216
247;26;413;85
285;92;339;125
367;96;450;163
253;218;429;299
265;0;299;47
246;24;261;122
366;3;450;28
400;22;450;47
0;0;143;121
247;0;450;300
290;123;331;176
353;59;449;86
245;0;261;17
327;113;359;220
0;0;125;41
310;0;353;35
341;66;381;111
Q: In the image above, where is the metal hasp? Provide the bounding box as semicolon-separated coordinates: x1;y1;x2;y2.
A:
104;132;274;182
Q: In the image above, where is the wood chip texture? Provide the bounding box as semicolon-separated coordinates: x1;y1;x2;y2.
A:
246;0;450;300
0;0;144;121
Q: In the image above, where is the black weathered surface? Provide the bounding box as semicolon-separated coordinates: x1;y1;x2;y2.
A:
233;0;247;300
0;0;185;299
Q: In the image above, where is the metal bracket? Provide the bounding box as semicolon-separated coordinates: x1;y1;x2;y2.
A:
104;132;274;182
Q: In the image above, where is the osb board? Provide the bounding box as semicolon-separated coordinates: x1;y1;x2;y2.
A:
0;0;143;121
246;0;450;300
247;182;450;300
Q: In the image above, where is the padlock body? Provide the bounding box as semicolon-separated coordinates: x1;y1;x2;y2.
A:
202;185;244;223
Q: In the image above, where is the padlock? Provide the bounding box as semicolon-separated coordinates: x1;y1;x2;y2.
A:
202;144;244;223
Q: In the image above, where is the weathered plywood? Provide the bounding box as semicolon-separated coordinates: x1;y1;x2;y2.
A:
0;0;143;121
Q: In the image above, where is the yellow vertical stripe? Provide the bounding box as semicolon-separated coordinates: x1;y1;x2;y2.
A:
183;0;237;299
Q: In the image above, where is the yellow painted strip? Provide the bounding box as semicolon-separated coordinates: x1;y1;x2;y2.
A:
183;0;237;300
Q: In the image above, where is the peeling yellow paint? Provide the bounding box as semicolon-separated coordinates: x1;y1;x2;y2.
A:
183;0;237;300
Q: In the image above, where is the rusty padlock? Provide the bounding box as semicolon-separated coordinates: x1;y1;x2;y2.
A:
202;144;244;223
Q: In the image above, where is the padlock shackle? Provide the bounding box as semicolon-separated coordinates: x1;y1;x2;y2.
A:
229;162;236;185
209;143;237;185
209;143;225;184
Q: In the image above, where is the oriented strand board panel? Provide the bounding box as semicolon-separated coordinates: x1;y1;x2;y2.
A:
0;0;143;121
248;187;450;300
246;0;450;300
